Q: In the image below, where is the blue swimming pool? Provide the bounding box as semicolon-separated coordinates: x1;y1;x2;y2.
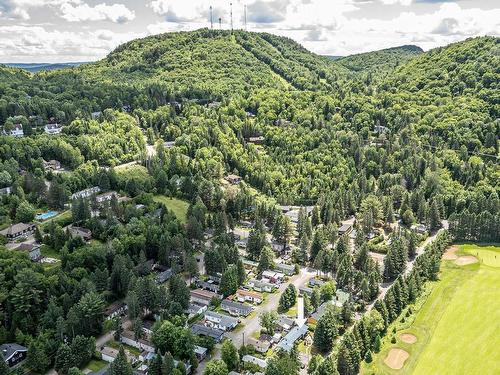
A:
36;211;58;220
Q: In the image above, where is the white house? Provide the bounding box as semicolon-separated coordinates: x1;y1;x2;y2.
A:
242;355;267;369
8;124;24;137
71;186;101;200
44;123;63;135
204;311;238;331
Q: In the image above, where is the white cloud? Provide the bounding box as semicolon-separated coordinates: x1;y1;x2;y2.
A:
59;2;135;23
0;24;141;61
380;0;412;6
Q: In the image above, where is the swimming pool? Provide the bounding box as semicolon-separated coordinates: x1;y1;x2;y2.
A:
36;211;58;220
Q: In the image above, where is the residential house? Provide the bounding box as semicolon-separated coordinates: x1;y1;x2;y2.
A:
247;279;276;293
247;136;264;145
308;291;349;324
191;324;224;343
194;346;207;362
190;289;218;306
338;223;353;236
100;347;135;364
221;299;253;317
242;258;259;270
8;124;24;137
142;318;156;335
298;286;313;296
96;191;118;203
242;355;267;369
71;186;101;200
91;111;102;120
153;265;172;284
163;141;175;148
44;123;63;135
68;226;92;241
0;343;27;368
104;301;127;320
374;125;389;134
14;242;41;261
120;331;154;353
186;302;207;318
277;315;295;332
0;223;36;241
261;270;284;284
308;278;326;288
43;159;61;172
411;223;428;234
236;289;263;304
276;324;308;352
248;336;271;353
0;186;12;195
225;174;242;185
196;280;220;294
204;311;238;331
276;263;295;275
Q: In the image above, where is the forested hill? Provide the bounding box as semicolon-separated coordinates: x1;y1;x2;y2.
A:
75;28;347;96
335;45;423;74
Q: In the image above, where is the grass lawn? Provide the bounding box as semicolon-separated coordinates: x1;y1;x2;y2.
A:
153;195;189;223
362;244;500;375
85;359;107;372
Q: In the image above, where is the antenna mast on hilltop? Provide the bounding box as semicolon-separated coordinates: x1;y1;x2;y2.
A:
230;2;233;31
219;17;222;29
244;5;247;31
210;6;213;29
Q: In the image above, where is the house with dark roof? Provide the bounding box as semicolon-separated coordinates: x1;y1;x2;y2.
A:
104;301;127;320
0;223;36;241
186;302;207;318
68;226;92;241
14;242;41;261
191;323;224;343
194;346;207;362
196;279;220;294
338;223;353;236
0;343;27;368
225;174;242;185
221;299;252;317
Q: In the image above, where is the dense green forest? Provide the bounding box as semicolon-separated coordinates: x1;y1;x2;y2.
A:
0;29;498;375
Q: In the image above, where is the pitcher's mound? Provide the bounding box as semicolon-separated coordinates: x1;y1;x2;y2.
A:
384;348;409;370
400;333;417;344
443;246;459;260
455;256;478;266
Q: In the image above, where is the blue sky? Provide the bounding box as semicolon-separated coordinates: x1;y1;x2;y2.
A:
0;0;498;62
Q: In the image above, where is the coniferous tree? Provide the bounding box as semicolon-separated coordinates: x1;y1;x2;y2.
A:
109;347;133;375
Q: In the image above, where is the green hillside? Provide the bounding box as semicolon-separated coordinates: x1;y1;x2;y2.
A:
335;45;423;74
76;29;346;96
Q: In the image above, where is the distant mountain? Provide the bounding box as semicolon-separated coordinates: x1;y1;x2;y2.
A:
335;45;423;74
2;62;87;73
324;55;343;61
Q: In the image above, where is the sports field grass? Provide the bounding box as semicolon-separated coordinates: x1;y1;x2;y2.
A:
362;244;500;375
153;195;189;223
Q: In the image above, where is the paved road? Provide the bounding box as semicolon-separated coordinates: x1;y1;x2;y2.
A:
195;266;316;374
366;220;448;311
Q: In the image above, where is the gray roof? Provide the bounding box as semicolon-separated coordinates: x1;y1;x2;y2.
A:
0;222;35;236
276;324;308;352
0;343;27;361
221;299;253;313
205;311;238;328
191;324;224;340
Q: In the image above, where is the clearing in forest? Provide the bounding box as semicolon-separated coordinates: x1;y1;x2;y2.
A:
153;195;189;223
362;244;500;375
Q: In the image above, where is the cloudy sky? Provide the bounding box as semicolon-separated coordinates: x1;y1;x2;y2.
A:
1;0;499;62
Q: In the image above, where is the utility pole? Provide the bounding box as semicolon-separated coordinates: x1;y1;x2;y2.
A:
244;4;247;31
210;6;213;29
